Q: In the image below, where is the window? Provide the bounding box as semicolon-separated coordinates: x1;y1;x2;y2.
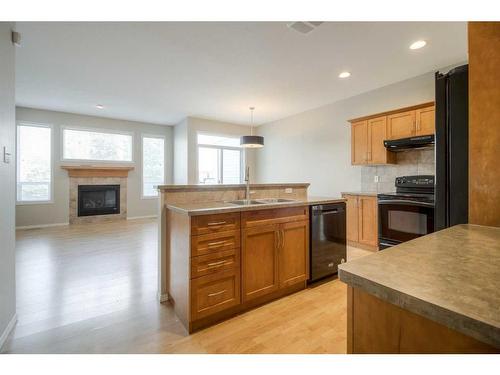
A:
17;123;52;203
197;133;243;184
142;136;165;197
62;127;133;162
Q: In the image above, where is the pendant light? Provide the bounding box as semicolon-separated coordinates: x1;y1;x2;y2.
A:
240;107;264;148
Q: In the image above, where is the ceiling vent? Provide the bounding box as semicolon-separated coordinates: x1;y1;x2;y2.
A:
287;22;324;35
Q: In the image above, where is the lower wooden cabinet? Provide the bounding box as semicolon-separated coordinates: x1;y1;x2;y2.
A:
342;194;378;250
242;219;309;302
191;267;240;320
169;207;310;333
241;224;280;302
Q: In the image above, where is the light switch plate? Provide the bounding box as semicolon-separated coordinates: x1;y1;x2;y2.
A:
374;175;379;183
3;146;11;164
285;188;293;194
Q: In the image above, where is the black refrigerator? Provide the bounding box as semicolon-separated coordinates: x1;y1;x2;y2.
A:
434;64;469;231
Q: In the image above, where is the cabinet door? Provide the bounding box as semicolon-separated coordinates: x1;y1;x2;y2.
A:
343;195;359;242
387;110;416;140
358;196;378;247
351;121;368;165
278;220;309;288
368;116;393;164
241;224;279;302
415;106;435;136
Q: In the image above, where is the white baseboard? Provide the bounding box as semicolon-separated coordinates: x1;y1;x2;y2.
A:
16;222;69;230
127;215;158;220
157;292;169;302
0;313;17;350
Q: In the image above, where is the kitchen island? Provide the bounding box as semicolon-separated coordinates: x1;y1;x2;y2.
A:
157;183;344;332
338;224;500;353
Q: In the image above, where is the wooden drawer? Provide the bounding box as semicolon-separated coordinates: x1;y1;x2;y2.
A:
241;206;309;228
191;268;240;320
191;230;240;257
191;212;240;236
191;249;240;279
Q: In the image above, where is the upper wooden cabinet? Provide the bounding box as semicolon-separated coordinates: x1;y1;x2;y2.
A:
349;102;435;165
387;110;416;139
351;116;395;165
415;105;435;136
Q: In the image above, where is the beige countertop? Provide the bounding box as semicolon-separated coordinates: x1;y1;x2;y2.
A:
341;191;379;197
338;224;500;348
167;196;346;216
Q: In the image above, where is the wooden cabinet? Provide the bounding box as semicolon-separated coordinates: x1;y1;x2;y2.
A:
351;117;395;165
387;110;416;139
342;194;378;250
241;208;309;302
278;220;309;288
351;120;368;165
415;105;435;136
168;207;310;332
241;224;280;302
349;102;435;165
344;195;359;242
357;196;378;247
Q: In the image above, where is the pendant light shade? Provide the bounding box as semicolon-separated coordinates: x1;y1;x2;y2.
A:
240;135;264;148
240;107;264;148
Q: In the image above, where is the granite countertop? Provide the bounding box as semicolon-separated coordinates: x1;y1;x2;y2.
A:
341;191;379;197
167;196;346;216
338;224;500;348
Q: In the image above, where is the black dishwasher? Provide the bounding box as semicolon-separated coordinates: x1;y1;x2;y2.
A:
309;203;347;282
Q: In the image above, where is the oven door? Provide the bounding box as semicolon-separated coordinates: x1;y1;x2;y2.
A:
378;199;434;245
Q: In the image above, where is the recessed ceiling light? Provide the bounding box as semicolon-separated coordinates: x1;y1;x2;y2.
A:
96;104;104;109
409;40;427;50
339;71;351;78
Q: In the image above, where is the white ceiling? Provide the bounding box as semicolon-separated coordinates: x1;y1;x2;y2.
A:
15;22;467;126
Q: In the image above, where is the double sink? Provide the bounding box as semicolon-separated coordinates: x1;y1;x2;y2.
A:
227;198;298;206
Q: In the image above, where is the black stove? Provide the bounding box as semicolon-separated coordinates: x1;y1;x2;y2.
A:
377;175;435;249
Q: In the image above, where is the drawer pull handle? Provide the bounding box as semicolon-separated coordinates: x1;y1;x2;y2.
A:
207;260;227;267
208;290;226;297
207;221;227;226
207;240;226;247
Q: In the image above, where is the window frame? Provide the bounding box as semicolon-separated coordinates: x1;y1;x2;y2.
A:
60;125;135;164
141;133;166;199
196;131;245;185
16;121;54;205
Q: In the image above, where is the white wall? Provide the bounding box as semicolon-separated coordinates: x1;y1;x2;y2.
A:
255;70;439;196
0;22;17;348
15;107;174;227
173;118;188;184
173;116;257;185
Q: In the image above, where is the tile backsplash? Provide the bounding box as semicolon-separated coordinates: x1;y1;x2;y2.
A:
361;148;435;193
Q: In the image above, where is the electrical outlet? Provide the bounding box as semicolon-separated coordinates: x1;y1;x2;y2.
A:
374;175;379;183
285;188;293;194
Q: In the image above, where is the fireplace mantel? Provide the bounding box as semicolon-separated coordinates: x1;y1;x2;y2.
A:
61;165;134;178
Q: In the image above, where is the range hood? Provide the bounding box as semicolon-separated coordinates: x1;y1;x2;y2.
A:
384;135;435;151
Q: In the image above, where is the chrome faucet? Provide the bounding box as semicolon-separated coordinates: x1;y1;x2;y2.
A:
245;166;250;201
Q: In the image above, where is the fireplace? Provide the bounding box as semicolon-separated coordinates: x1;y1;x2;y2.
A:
78;185;120;217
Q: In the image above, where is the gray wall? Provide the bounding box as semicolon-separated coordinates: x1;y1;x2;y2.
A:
15;107;174;227
173;118;188;184
0;22;17;347
255;70;439;196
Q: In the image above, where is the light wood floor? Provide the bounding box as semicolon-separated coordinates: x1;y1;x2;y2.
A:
1;219;372;354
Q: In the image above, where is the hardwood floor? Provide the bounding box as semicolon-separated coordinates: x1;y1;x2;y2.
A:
2;219;371;354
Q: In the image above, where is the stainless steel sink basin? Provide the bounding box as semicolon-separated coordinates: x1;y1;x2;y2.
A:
227;199;265;205
227;198;298;206
255;198;298;204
